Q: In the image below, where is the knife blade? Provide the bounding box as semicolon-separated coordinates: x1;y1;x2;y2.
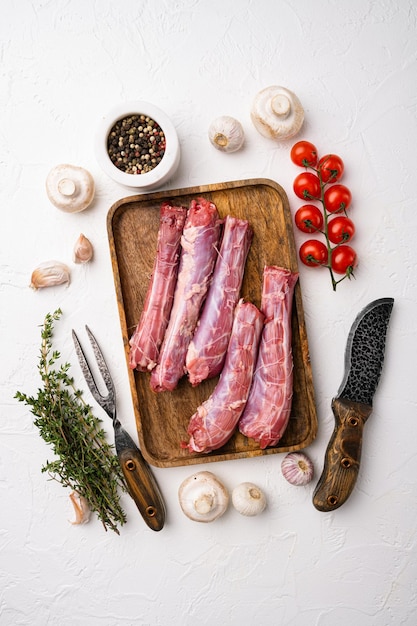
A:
312;297;394;512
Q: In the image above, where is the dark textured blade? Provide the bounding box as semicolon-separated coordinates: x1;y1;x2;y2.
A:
72;327;115;418
336;298;394;406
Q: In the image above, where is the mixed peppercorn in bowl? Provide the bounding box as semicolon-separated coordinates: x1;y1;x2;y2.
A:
95;101;180;189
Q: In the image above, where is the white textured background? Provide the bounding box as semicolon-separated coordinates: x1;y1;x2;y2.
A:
2;1;416;625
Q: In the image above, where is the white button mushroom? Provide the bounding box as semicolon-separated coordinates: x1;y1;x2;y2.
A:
46;164;95;213
178;471;229;522
251;86;304;140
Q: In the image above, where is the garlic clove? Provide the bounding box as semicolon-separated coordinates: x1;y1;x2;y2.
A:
251;86;304;141
73;233;94;264
178;471;229;522
281;452;314;486
232;482;267;516
46;164;95;213
69;491;91;525
30;261;71;289
208;115;245;153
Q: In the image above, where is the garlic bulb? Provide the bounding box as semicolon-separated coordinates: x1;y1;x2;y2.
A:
208;115;245;153
69;491;91;525
46;164;95;213
178;471;229;522
251;86;304;140
30;261;71;289
73;233;94;264
232;482;267;517
281;452;314;486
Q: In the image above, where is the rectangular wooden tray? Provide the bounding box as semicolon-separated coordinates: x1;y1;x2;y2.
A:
107;179;317;467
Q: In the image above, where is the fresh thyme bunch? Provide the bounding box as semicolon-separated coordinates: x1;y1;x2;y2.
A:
15;309;127;534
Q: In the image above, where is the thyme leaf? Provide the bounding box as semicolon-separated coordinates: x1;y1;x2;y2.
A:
15;309;127;534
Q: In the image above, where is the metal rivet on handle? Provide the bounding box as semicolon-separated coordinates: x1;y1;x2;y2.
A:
146;506;157;517
348;416;359;427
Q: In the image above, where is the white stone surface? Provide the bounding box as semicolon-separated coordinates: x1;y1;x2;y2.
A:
1;1;416;624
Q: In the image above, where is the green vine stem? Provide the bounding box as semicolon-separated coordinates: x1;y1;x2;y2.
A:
301;161;355;292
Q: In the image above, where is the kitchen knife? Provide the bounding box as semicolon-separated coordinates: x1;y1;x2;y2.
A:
312;297;394;512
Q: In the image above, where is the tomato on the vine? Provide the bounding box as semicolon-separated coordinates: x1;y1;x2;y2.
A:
299;240;328;267
323;184;352;213
293;172;321;200
290;141;357;289
318;154;344;183
290;141;318;167
327;216;355;244
294;205;324;233
331;245;357;275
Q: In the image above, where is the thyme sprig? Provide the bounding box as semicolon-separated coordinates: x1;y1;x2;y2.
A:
15;309;127;534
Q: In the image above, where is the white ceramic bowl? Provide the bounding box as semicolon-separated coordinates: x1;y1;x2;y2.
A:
94;101;180;190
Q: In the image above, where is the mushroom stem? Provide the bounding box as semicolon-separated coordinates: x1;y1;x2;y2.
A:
271;94;290;118
57;178;76;197
194;493;214;515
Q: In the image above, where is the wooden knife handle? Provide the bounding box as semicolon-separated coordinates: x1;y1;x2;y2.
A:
312;397;372;512
118;447;166;531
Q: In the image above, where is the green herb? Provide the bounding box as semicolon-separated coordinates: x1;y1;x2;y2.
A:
15;309;127;534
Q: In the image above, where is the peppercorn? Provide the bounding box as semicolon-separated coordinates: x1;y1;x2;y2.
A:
107;114;165;175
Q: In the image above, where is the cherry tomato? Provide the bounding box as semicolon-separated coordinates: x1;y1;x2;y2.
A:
293;172;321;200
327;216;355;244
331;245;357;275
290;141;318;167
294;205;324;233
318;154;344;183
323;184;352;213
299;239;328;267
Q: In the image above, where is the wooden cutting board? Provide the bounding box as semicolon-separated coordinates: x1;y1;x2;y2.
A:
107;178;317;467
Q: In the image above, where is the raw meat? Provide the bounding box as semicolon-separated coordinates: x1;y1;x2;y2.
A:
238;266;299;449
150;197;222;392
129;202;187;372
186;215;253;386
183;300;264;454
